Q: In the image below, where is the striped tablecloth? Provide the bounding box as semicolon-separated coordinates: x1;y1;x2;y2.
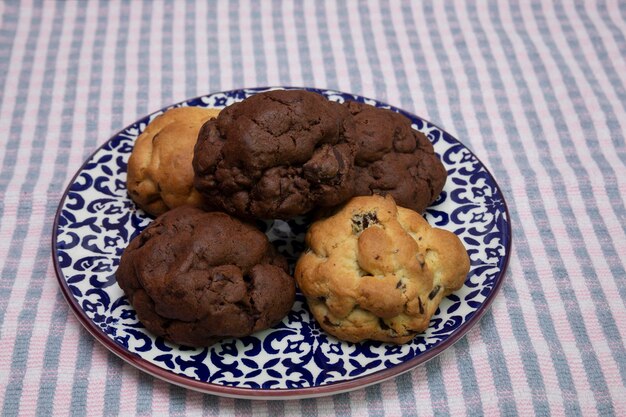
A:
1;0;625;415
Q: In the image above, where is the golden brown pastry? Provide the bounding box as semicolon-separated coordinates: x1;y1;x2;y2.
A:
127;106;221;216
295;194;470;344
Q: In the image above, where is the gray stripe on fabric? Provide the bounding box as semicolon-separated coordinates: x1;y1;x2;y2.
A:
102;2;132;414
528;0;626;394
103;356;123;416
206;0;220;90
425;358;450;417
161;0;174;103
597;0;626;101
421;2;517;415
569;2;626;156
420;0;481;138
267;398;285;416
294;0;315;86
135;371;154;416
417;0;468;141
35;294;70;415
478;314;518;414
111;0;130;123
250;0;267;86
451;338;484;416
378;0;413;111
35;3;88;411
0;0;19;111
84;0;109;154
596;0;626;65
234;399;252;416
365;384;384;417
332;392;352;416
134;2;154;413
443;4;549;415
313;0;338;89
271;0;290;85
110;0;130;194
394;373;418;417
185;0;197;98
401;2;441;127
68;333;95;417
335;0;361;93
300;398;319;417
135;0;151;118
203;394;220;415
229;0;244;87
1;2;67;416
169;384;187;415
0;0;24;264
557;0;626;303
356;0;386;100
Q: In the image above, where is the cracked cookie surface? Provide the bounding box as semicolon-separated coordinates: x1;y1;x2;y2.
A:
295;195;470;344
346;101;447;213
127;106;221;216
116;206;295;347
193;90;357;219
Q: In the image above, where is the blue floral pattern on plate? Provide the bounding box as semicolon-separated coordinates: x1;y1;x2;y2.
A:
53;87;511;396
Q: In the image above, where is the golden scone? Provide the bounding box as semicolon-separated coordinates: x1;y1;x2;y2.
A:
295;195;470;344
127;107;220;216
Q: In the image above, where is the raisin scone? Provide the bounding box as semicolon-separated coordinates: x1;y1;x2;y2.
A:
193;89;357;219
295;195;470;344
116;206;296;347
127;106;221;216
345;101;447;213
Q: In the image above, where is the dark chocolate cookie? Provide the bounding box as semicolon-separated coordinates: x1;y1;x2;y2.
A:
346;101;447;213
116;206;295;347
193;90;357;219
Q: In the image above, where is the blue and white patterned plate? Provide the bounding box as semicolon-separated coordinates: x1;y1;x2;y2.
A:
52;87;511;399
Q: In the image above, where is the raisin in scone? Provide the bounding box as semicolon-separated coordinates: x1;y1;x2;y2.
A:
116;206;295;347
127;106;221;216
295;195;470;344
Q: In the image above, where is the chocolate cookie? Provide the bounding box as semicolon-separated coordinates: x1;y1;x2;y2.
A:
116;206;295;347
295;195;470;344
127;106;221;216
193;90;357;219
346;101;447;213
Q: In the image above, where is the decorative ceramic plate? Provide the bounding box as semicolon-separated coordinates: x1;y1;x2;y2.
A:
52;87;511;399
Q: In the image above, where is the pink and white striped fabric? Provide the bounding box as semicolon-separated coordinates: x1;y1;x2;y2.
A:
1;0;625;415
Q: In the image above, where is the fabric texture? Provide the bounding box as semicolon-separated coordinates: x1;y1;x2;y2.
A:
0;0;625;415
